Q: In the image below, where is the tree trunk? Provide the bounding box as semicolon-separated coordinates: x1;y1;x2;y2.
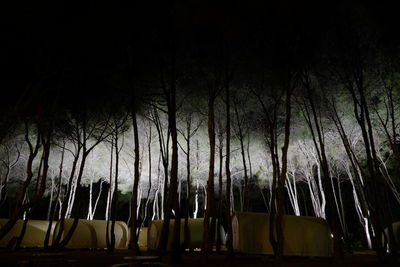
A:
216;120;224;252
183;118;192;250
274;87;292;259
234;101;249;211
225;83;233;256
108;125;120;252
130;109;141;254
157;68;181;263
203;93;217;255
45;141;65;248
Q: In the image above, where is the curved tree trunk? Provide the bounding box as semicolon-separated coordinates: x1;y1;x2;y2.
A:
0;123;51;241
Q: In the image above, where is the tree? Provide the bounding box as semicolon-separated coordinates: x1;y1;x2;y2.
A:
107;114;129;252
330;29;397;260
177;110;203;249
298;69;344;257
52;111;111;248
0;121;52;242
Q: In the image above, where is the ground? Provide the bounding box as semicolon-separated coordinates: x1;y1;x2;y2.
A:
0;249;398;267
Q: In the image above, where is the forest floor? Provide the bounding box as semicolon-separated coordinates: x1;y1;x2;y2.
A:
0;249;398;267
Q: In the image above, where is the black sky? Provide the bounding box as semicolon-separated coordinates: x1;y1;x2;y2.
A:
1;0;399;114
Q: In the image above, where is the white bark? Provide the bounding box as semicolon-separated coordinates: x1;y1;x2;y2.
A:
286;172;300;216
87;179;104;220
152;188;160;221
136;185;142;219
346;163;372;249
377;154;400;205
203;183;207;213
87;178;93;220
316;162;326;218
47;176;55;220
105;182;114;220
193;180;199;218
66;175;78;218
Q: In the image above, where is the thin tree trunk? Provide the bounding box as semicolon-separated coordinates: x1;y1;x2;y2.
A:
216;120;224;252
45;141;65;247
274;87;292;259
234;101;249;211
157;65;181;263
130;109;141;254
203;93;217;256
225;83;233;257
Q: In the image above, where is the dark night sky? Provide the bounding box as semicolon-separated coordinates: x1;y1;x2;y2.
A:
1;0;400;114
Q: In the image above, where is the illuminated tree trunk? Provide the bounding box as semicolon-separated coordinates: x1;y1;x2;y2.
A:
285;166;300;216
345;164;372;248
193;180;199;219
332;109;374;248
87;179;93;220
87;180;103;220
47;176;55;220
377;154;400;205
298;145;326;219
